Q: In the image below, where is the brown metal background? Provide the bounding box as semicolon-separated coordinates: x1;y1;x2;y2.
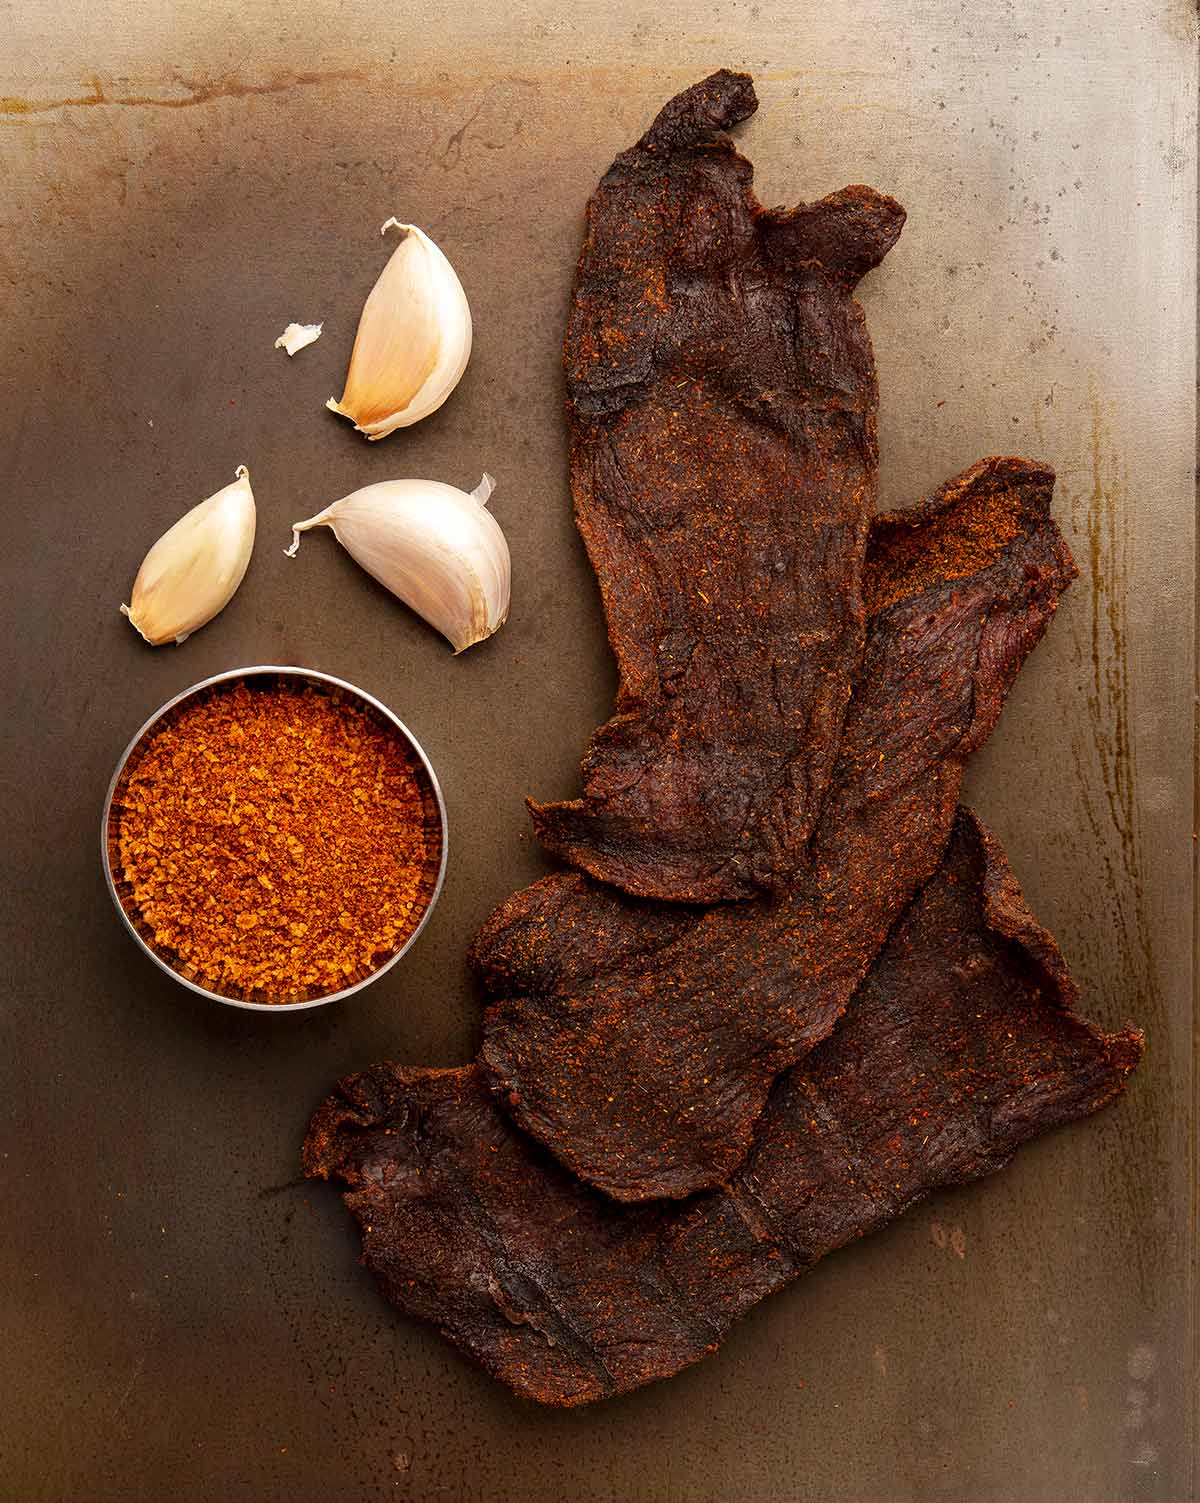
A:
0;3;1194;1499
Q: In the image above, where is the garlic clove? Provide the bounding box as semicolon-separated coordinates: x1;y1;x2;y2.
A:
274;321;323;355
285;473;508;653
326;221;472;439
121;466;256;646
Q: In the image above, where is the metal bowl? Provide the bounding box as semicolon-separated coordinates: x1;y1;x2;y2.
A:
101;666;448;1012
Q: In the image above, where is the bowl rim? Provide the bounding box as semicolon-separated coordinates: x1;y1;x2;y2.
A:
100;664;449;1012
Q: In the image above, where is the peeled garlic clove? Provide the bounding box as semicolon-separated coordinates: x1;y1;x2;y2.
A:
285;473;508;653
274;321;323;355
121;466;256;646
326;220;472;439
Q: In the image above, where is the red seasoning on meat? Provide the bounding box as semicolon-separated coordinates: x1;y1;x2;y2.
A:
475;456;1077;1200
303;811;1142;1407
303;72;1144;1413
530;70;905;902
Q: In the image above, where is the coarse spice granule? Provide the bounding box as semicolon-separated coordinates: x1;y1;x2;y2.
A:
113;681;439;1002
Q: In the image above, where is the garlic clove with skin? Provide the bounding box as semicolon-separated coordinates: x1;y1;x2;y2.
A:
285;474;508;653
121;466;256;646
326;220;472;439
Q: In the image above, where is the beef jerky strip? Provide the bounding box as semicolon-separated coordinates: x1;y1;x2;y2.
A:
475;456;1076;1201
303;810;1142;1408
528;70;906;902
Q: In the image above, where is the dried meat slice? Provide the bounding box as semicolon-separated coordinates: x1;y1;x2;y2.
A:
303;810;1142;1407
529;70;906;901
475;457;1076;1200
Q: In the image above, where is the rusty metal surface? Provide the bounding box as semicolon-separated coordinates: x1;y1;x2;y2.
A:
0;3;1194;1499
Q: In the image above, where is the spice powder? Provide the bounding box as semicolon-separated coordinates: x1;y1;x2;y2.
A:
114;682;438;1001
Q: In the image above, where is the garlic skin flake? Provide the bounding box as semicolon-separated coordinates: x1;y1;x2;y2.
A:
326;221;472;439
121;466;256;646
275;321;323;355
285;474;508;653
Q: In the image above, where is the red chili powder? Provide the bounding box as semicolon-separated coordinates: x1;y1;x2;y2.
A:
112;681;439;1002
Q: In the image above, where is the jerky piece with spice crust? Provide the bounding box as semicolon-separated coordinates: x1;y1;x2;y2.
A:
475;456;1076;1201
303;810;1142;1408
529;70;906;902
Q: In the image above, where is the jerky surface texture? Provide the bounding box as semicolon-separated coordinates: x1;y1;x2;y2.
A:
530;69;906;901
304;811;1142;1407
476;457;1077;1200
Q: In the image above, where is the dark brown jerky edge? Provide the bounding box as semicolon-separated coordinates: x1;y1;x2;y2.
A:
528;71;906;902
303;810;1142;1408
474;457;1076;1202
